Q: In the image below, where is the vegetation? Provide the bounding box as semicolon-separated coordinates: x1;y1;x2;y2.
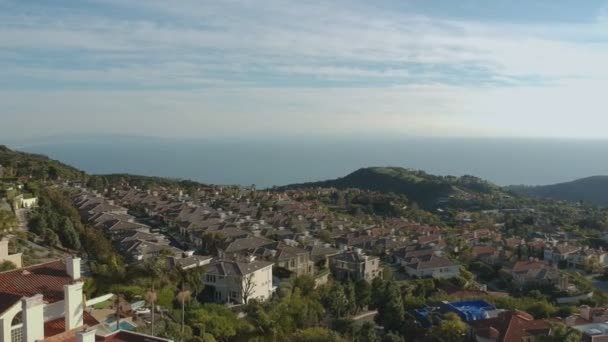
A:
509;176;608;206
0;145;85;181
280;166;508;209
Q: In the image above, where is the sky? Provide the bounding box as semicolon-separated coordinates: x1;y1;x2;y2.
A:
1;0;608;140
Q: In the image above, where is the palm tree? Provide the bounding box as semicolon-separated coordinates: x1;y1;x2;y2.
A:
146;287;157;336
176;288;192;339
114;294;125;331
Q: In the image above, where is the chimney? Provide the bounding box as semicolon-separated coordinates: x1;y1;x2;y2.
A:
22;295;45;342
64;282;84;330
580;305;591;321
66;257;81;280
565;315;577;327
0;238;8;257
76;329;97;342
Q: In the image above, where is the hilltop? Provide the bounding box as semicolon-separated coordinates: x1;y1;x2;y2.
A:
0;145;85;181
508;176;608;206
279;166;511;209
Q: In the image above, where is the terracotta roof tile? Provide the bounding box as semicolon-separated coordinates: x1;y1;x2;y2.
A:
0;260;74;315
45;312;100;338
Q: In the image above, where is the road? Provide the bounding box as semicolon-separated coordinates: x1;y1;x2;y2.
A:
352;310;377;323
14;208;30;232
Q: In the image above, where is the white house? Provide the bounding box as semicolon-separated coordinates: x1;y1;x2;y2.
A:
203;258;274;304
13;195;38;209
403;254;460;279
0;242;168;342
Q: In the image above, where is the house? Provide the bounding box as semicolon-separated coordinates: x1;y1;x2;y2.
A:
568;248;608;269
470;245;504;265
13;194;37;209
564;305;608;325
403;254;460;279
0;248;168;342
328;250;382;282
166;252;213;270
217;236;275;259
257;242;314;277
510;260;560;288
468;310;550;341
572;322;608;342
203;258;274;304
305;244;340;269
544;244;581;264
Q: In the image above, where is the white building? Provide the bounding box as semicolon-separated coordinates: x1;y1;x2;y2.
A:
203;258;274;304
403;254;460;279
13;195;38;209
0;238;22;269
0;241;169;342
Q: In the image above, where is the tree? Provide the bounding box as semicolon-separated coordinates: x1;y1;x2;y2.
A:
324;283;350;318
189;304;247;341
526;301;558;319
177;289;192;339
146;286;157;336
0;260;16;272
291;327;347;342
354;280;371;313
428;313;467;342
370;277;385;309
344;281;357;316
292;275;316;297
382;332;404;342
354;322;380;342
241;273;256;304
538;322;582;342
375;281;404;333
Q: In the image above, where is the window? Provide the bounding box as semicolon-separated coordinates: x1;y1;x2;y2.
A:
11;324;23;342
206;274;216;283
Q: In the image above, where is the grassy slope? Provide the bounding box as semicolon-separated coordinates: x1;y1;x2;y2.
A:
509;176;608;206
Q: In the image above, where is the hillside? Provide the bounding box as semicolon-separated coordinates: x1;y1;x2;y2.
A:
279;166;509;208
508;176;608;206
0;145;85;181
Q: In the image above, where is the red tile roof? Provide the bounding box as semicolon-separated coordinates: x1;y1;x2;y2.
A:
469;311;549;341
45;312;100;338
0;260;74;315
97;331;172;342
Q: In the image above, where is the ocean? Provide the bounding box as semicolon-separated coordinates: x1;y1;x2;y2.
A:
12;136;608;188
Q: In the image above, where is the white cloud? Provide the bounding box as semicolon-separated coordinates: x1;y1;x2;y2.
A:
0;0;608;139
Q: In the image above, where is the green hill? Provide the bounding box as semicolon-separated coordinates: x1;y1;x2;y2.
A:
0;145;85;181
279;166;507;208
508;176;608;206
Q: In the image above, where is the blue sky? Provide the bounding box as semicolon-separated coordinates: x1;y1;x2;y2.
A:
1;0;608;139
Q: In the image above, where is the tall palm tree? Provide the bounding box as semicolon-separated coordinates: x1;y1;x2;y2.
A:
176;288;192;339
114;294;124;331
146;287;157;336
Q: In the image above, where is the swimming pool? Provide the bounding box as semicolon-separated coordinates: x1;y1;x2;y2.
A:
104;320;136;332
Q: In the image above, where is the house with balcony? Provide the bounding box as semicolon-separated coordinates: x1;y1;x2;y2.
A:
328;250;382;282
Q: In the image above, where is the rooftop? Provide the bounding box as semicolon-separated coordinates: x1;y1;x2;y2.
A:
0;259;75;315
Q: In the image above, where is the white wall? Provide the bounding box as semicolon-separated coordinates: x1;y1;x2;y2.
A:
244;265;273;302
0;302;21;342
44;301;65;322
